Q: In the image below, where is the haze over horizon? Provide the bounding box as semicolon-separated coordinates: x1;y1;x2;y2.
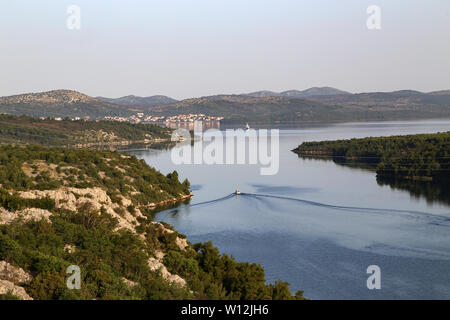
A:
3;86;450;101
1;0;449;100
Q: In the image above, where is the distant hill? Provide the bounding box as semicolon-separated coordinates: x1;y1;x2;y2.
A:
151;94;344;123
151;91;450;123
429;90;450;95
306;90;450;108
1;89;449;124
245;90;282;98
281;87;351;98
246;87;350;98
97;95;177;107
0;90;132;119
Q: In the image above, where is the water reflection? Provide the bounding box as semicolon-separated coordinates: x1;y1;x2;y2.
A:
377;177;450;206
296;155;450;206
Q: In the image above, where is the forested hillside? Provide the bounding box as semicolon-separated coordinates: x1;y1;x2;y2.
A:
0;146;305;300
0;114;171;146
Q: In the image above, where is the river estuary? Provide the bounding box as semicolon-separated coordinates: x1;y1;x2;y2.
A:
131;119;450;300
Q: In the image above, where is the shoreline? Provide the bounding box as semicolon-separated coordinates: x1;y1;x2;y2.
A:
145;193;194;211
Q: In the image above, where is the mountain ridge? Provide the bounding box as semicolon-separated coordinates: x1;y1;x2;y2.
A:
0;89;132;119
1;88;450;123
246;87;351;98
97;95;177;106
306;90;450;107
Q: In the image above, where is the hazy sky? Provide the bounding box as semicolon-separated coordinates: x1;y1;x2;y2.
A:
1;0;449;99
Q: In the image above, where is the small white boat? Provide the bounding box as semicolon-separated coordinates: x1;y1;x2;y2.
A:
245;123;250;131
235;189;241;195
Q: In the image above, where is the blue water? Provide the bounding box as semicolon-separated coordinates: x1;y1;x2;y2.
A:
131;120;450;299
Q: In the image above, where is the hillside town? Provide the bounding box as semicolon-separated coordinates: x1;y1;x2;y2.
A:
104;113;224;124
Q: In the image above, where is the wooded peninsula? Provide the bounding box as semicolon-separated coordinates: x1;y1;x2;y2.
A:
293;132;450;182
0;114;172;147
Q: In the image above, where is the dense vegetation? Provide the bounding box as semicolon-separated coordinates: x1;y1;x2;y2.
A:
293;132;450;181
0;114;171;146
0;145;304;300
0;214;304;300
0;145;190;206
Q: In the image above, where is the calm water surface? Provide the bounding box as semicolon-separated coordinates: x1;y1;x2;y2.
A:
131;120;450;299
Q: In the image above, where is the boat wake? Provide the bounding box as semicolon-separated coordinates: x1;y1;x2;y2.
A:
157;191;450;227
156;191;450;260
